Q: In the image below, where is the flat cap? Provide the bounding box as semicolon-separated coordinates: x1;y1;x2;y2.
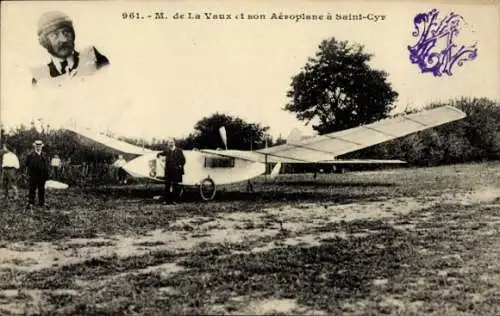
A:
37;11;73;37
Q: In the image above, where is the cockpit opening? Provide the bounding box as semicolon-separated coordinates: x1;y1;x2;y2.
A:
204;156;235;168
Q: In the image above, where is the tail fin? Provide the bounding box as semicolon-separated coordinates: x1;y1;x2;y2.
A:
286;128;303;144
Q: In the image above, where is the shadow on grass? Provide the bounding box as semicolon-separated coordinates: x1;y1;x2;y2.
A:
84;183;390;204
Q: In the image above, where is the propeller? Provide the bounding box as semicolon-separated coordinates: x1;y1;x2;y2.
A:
219;126;228;150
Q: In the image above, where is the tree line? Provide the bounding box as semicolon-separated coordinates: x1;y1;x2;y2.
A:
2;96;498;170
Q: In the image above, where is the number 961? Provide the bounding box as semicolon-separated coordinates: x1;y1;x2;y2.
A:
122;12;140;19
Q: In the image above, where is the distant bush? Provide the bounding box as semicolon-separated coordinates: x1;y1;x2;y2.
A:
341;97;500;166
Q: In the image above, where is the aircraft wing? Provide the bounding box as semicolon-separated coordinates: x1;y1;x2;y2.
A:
256;105;466;162
64;124;156;156
199;149;301;163
317;159;407;164
199;149;407;165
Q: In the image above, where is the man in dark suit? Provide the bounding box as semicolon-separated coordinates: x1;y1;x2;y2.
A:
157;139;186;204
25;140;50;209
31;11;110;86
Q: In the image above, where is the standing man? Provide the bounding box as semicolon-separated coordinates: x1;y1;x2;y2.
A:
50;154;62;180
2;144;20;201
25;140;50;209
113;155;127;184
31;10;110;86
157;139;185;204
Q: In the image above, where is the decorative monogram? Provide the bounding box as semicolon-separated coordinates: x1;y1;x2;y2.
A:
408;9;478;76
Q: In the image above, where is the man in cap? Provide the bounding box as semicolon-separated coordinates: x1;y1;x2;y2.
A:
25;140;50;208
31;11;110;86
157;138;185;204
1;144;20;201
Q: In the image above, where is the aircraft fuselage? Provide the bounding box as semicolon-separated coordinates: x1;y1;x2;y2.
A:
122;150;266;187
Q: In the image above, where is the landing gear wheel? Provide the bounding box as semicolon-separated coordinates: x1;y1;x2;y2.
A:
200;178;216;201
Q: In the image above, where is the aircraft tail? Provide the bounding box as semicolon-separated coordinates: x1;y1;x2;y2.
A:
286;128;303;144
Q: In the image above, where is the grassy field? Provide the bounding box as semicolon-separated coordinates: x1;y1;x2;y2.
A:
0;162;499;315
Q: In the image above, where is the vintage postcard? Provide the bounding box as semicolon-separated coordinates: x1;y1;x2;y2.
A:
0;0;499;315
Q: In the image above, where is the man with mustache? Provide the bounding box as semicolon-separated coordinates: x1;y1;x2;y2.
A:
31;11;110;86
157;138;186;204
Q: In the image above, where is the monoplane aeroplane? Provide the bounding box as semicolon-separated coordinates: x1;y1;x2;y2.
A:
64;105;466;200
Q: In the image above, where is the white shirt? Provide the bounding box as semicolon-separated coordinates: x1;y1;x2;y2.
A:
51;157;61;167
113;158;126;167
51;53;75;74
2;152;20;169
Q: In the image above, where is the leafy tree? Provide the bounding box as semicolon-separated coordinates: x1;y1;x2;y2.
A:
270;134;287;147
183;113;270;150
285;38;398;134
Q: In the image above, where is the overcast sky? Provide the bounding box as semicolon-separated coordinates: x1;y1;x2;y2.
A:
1;1;499;140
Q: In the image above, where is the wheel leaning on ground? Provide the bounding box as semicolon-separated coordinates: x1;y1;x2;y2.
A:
199;177;216;201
